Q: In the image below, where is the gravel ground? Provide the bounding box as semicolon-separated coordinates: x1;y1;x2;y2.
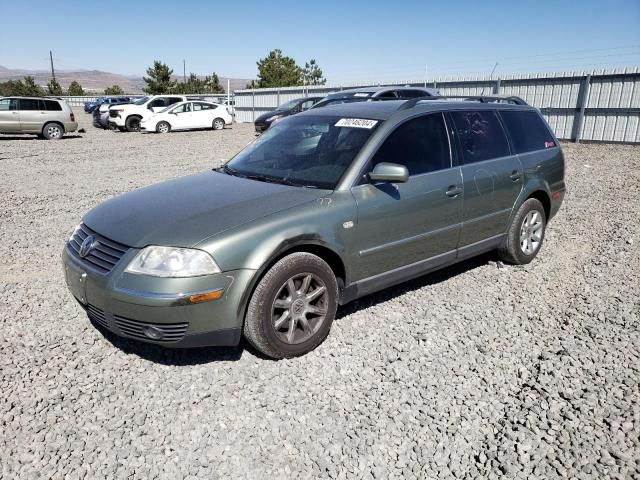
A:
1;113;639;479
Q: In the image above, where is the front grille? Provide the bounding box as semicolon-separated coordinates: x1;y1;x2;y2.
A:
114;315;188;343
109;110;119;118
87;304;109;330
67;223;129;274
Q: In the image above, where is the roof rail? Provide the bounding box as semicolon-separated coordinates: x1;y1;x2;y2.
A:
397;95;528;111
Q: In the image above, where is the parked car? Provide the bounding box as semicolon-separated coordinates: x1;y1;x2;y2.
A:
93;99;132;129
254;97;322;133
63;96;565;358
108;95;186;132
140;101;233;133
0;97;78;139
84;96;132;113
311;86;439;109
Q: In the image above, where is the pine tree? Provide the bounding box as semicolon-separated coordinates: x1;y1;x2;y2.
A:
104;85;124;95
302;59;326;86
256;49;302;88
67;81;84;96
143;61;176;94
47;79;64;96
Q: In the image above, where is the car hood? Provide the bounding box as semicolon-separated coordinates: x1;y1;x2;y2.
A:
83;171;327;248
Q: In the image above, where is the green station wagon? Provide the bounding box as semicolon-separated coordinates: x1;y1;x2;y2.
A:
63;96;565;358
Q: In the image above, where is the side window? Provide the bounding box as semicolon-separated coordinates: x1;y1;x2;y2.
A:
168;97;183;106
148;98;166;109
172;103;191;113
300;100;315;111
368;114;451;177
18;99;40;110
398;90;427;99
376;90;398;100
44;100;62;111
0;99;17;110
500;110;555;153
450;111;510;164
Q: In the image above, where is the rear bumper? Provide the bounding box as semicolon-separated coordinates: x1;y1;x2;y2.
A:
64;122;78;133
62;246;255;348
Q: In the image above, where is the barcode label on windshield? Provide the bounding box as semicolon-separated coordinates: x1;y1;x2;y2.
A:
335;118;378;129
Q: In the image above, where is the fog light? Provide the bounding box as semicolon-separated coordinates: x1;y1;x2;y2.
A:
142;325;164;340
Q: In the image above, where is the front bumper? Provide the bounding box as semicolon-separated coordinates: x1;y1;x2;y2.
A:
62;246;255;348
254;122;268;133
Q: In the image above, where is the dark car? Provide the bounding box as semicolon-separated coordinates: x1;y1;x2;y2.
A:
92;99;133;129
63;95;565;358
311;86;439;110
254;97;322;133
84;96;132;113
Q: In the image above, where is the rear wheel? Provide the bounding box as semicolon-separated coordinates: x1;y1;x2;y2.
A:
125;116;141;132
243;252;338;359
156;121;171;134
212;118;225;130
499;198;547;265
42;122;64;140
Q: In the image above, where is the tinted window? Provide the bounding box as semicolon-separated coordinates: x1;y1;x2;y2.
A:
19;99;40;110
148;98;166;109
168;97;183;106
0;99;17;110
500;110;555;153
44;100;62;111
369;114;450;176
398;90;428;99
450;111;510;164
376;90;398;100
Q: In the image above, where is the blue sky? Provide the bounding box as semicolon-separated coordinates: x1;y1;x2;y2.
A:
1;0;639;83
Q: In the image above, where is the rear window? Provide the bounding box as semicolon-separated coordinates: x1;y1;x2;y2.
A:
450;110;510;164
44;100;62;111
500;110;555;153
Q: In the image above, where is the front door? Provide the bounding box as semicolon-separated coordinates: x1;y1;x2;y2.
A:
351;113;463;281
0;98;19;132
449;110;524;248
170;102;194;129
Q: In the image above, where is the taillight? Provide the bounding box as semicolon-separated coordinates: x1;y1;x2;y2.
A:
70;113;76;122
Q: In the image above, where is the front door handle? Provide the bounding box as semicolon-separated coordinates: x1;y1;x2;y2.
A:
510;170;522;181
446;185;463;197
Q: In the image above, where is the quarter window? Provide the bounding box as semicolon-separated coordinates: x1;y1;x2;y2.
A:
450;111;510;164
369;114;451;176
44;100;62;111
500;110;555;153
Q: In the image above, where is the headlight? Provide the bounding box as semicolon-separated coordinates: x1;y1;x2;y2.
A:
69;223;81;241
266;114;283;122
125;246;221;277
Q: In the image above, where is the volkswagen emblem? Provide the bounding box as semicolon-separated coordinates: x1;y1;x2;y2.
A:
79;235;97;258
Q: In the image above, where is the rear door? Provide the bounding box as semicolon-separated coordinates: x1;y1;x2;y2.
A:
449;110;523;249
17;98;43;132
191;102;214;128
351;113;463;281
40;99;64;126
0;98;19;132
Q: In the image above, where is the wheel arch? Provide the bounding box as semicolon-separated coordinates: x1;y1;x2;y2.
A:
42;121;65;135
527;189;551;220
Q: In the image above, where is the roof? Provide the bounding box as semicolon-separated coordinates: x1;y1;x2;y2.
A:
298;98;535;121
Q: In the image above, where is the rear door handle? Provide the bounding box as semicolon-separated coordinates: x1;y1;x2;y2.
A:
446;186;463;197
510;170;522;181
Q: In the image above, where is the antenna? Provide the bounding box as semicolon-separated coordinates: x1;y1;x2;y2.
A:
50;50;56;81
481;62;499;95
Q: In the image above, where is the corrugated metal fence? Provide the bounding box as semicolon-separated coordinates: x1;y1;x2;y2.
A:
233;68;640;143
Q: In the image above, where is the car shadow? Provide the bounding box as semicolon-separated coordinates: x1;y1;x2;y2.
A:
90;251;500;365
335;251;499;319
0;135;83;141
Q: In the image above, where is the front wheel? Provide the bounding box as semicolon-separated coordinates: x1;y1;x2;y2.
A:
125;116;141;132
243;252;338;359
156;121;171;134
212;118;225;130
499;198;547;265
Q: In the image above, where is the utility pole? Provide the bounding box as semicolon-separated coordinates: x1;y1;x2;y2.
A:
183;60;186;83
50;50;56;81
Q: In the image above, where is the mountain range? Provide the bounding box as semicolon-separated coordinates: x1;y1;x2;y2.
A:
0;65;251;93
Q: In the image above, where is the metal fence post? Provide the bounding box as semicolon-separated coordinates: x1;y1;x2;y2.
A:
252;88;255;122
277;89;280;108
571;74;591;143
494;78;501;95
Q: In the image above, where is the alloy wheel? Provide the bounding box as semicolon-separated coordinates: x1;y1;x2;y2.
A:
520;210;543;255
271;273;328;344
47;125;61;139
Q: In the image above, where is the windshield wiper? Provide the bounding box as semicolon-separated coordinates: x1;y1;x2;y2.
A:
245;173;318;188
219;164;246;178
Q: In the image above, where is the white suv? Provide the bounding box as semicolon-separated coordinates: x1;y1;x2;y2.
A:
108;95;186;132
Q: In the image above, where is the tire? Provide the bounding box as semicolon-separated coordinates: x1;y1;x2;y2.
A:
212;118;225;130
499;198;547;265
156;121;171;134
125;116;141;132
42;122;64;140
243;252;338;359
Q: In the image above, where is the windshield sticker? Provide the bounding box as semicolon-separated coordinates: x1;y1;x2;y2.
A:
335;118;378;129
353;93;371;97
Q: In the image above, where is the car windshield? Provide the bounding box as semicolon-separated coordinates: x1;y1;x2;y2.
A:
312;94;373;109
133;96;149;105
275;99;302;111
225;115;380;189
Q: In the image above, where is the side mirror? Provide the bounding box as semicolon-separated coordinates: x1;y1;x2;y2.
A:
368;162;409;183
